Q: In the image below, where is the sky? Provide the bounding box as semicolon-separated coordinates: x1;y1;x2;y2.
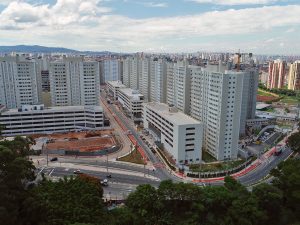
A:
0;0;300;54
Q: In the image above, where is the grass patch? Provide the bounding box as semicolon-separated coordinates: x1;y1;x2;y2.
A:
279;95;300;104
117;149;145;165
190;159;246;173
257;89;275;97
202;151;217;163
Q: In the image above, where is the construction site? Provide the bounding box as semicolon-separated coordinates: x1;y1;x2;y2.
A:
32;130;120;156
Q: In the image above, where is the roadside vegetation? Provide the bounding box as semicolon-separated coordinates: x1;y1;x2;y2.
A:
1;134;300;225
117;149;145;165
190;159;246;172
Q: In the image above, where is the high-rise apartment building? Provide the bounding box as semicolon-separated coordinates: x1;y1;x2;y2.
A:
123;58;130;87
190;64;248;160
267;59;286;89
122;57;140;90
239;68;258;135
49;56;100;106
0;55;40;109
139;58;150;102
288;61;300;91
150;59;167;103
166;61;191;114
100;59;120;84
166;62;175;106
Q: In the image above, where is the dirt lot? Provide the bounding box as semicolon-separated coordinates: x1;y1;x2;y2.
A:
34;130;117;152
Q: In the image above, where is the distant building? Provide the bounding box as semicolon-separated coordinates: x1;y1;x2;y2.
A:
118;88;144;119
41;70;50;91
0;104;104;136
139;58;150;102
287;61;300;90
106;80;126;100
150;59;167;103
143;102;203;164
122;57;140;90
0;55;40;109
49;56;100;107
100;59;120;84
267;59;286;89
166;61;191;114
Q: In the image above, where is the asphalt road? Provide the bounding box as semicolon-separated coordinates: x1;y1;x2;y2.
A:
50;167;160;186
103;96;181;182
238;148;292;186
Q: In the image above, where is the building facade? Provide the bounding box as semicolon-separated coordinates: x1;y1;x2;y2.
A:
0;55;40;109
166;62;191;114
190;65;245;160
49;56;100;107
288;61;300;91
143;102;203;164
0;104;104;136
139;58;150;102
106;80;126;100
100;59;120;84
118;88;144;119
267;59;286;89
149;59;167;103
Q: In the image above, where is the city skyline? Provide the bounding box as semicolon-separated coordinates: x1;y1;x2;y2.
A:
0;0;300;54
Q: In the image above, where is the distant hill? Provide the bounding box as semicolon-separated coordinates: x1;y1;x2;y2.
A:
0;45;116;55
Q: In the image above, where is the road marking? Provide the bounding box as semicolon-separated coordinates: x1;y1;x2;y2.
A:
37;167;45;175
64;168;69;171
49;168;54;176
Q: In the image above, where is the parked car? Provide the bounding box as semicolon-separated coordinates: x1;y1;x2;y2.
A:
73;170;82;174
50;157;58;162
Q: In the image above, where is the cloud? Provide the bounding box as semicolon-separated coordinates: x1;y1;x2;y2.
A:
143;2;168;7
0;1;300;53
0;0;13;5
189;0;278;5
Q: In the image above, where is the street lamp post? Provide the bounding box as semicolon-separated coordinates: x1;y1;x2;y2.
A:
106;150;109;174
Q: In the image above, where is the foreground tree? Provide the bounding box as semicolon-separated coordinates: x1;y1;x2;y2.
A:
271;158;300;224
0;138;36;225
287;132;300;153
33;176;105;225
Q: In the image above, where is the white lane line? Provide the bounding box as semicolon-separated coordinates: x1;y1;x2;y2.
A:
49;168;55;177
37;167;45;175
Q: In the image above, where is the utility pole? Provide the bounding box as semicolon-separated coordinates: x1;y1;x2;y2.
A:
106;150;109;174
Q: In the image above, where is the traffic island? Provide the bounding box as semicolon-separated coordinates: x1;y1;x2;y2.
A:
116;149;145;165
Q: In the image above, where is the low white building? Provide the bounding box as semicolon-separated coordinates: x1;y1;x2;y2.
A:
106;80;126;100
0;104;104;136
143;102;203;164
118;88;144;119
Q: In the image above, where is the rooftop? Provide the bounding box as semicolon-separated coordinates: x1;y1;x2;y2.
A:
256;103;271;110
145;102;201;125
107;80;126;88
119;88;144;100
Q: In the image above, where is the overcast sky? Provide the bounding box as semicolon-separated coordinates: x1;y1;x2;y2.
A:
0;0;299;54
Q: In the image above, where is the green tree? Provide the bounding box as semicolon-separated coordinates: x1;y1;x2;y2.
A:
253;183;283;225
286;132;300;153
33;176;105;225
126;184;164;225
0;140;36;225
271;158;300;224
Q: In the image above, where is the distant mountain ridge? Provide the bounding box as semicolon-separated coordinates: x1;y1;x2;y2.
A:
0;45;115;55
